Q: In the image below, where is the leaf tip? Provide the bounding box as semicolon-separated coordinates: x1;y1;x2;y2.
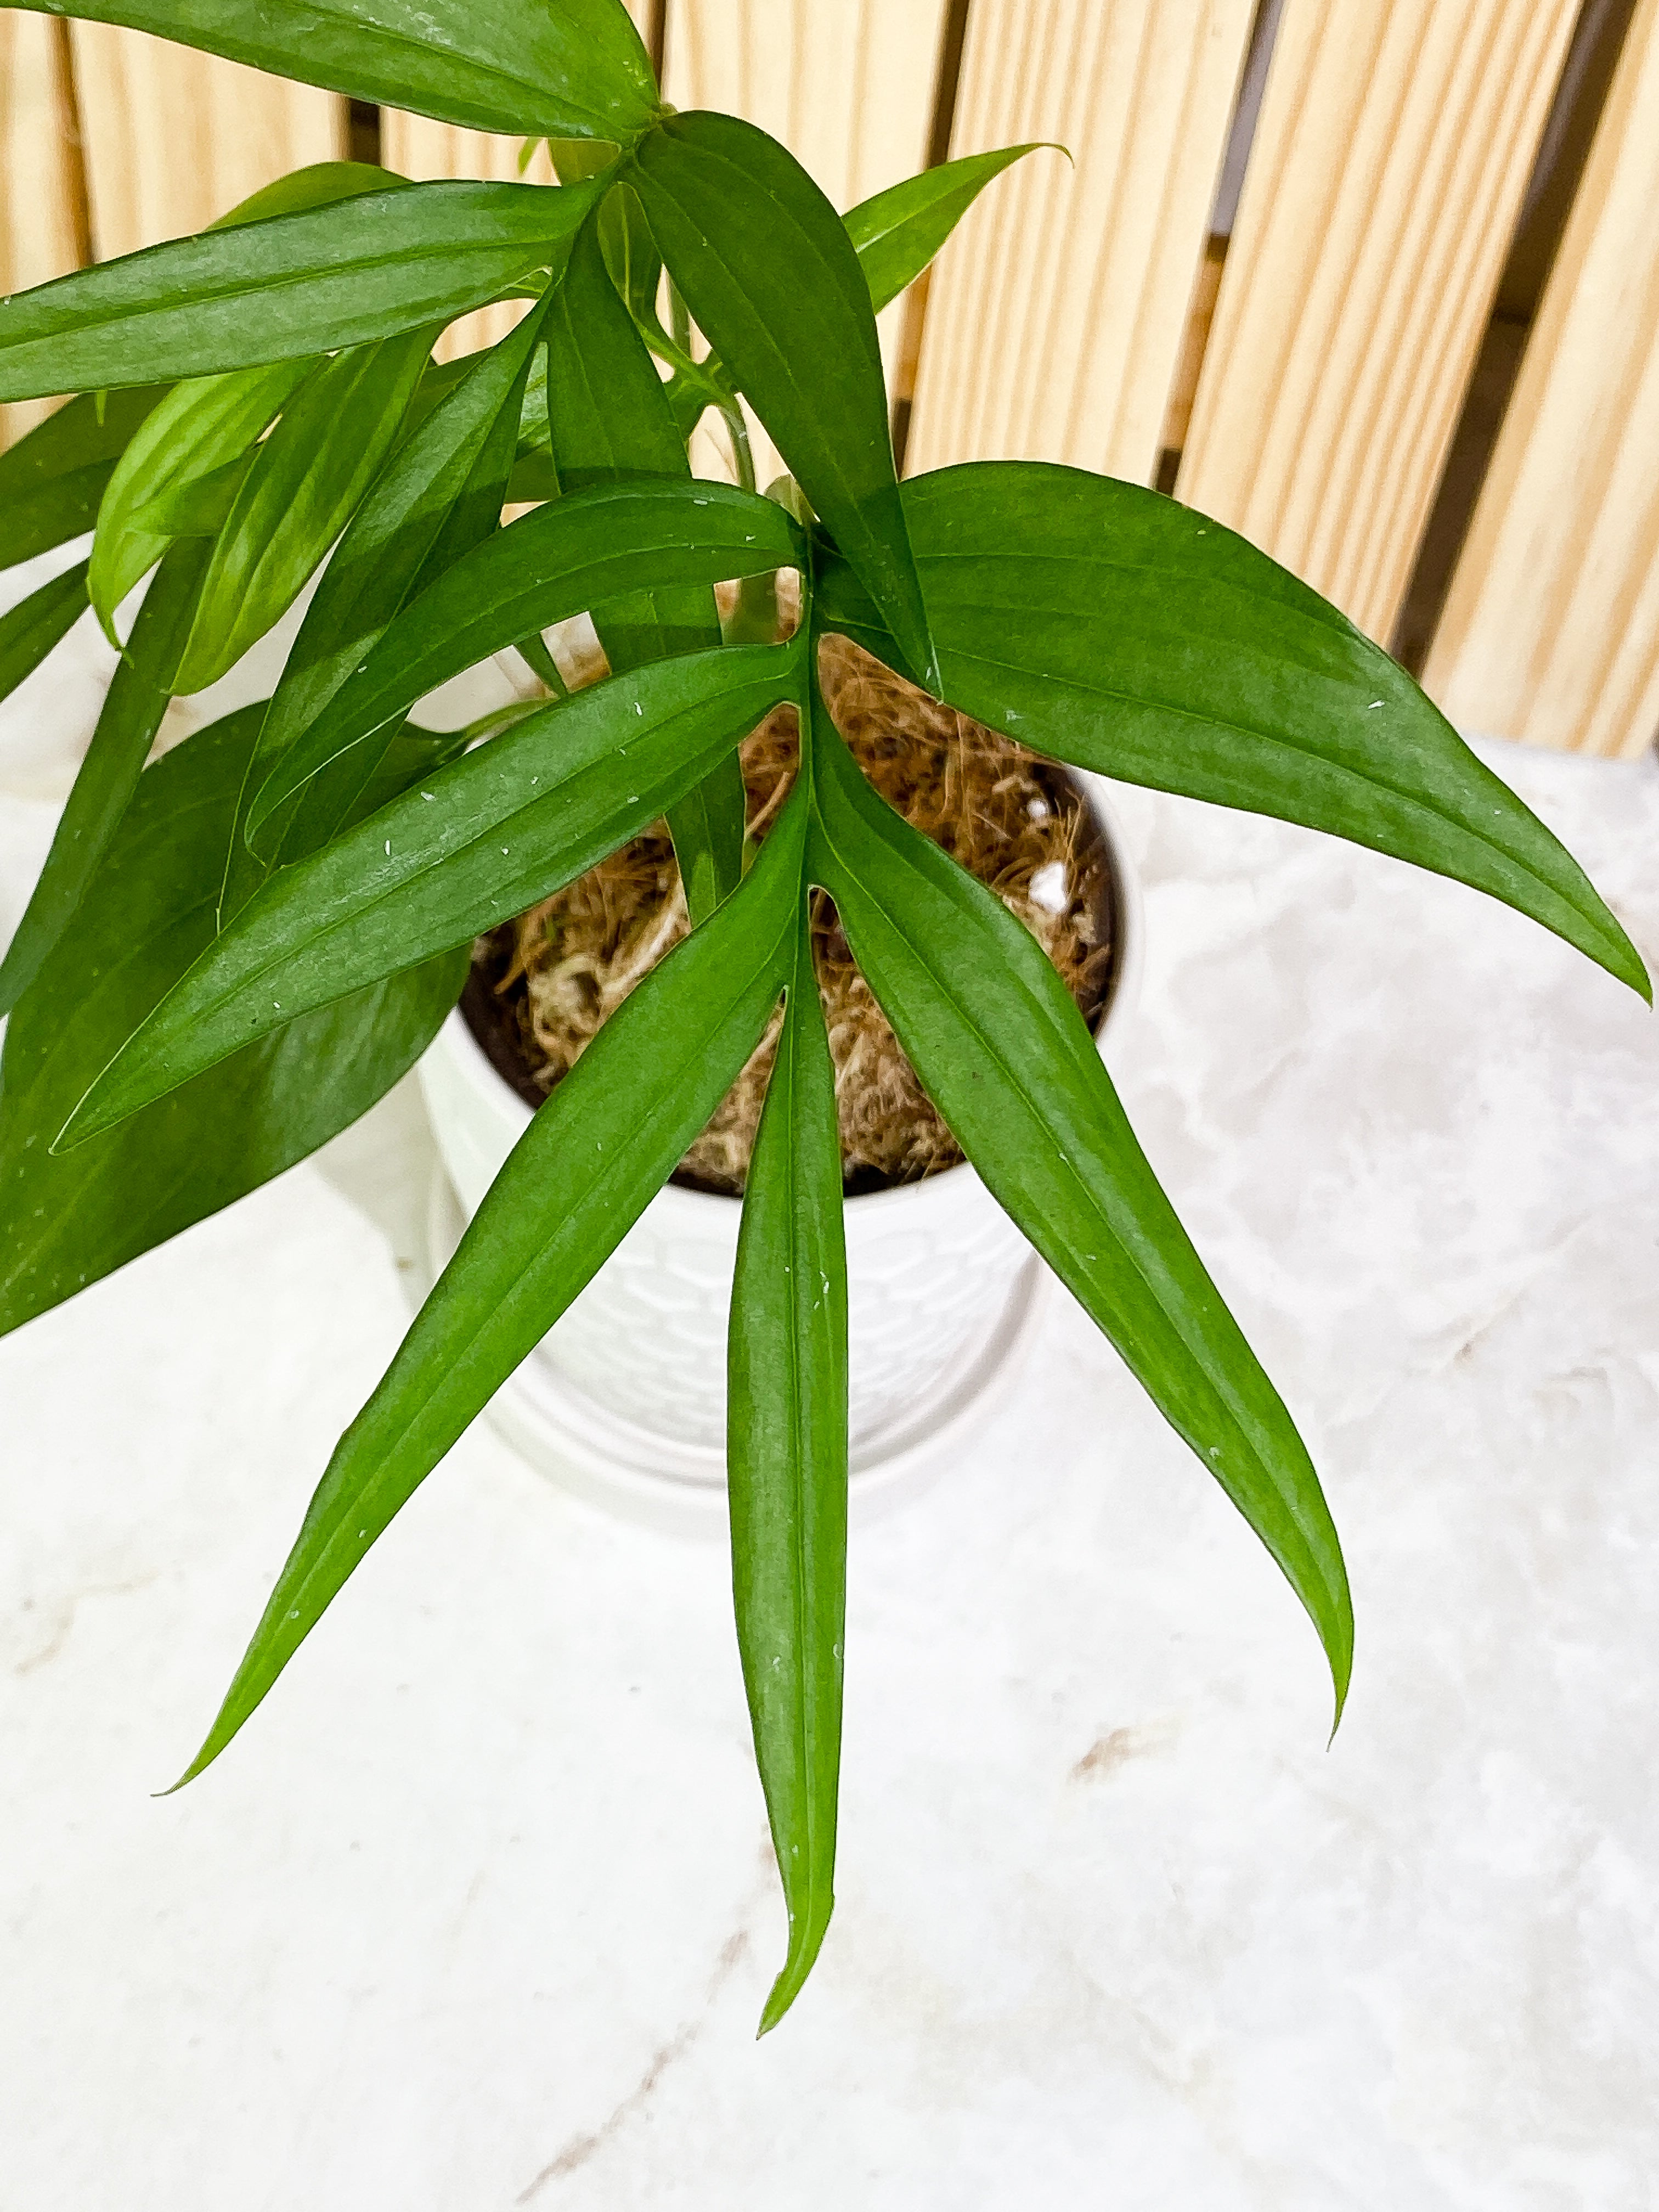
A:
754;1892;834;2036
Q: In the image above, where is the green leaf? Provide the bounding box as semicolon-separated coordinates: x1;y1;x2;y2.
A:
596;178;665;336
0;386;167;567
89;359;311;640
16;0;662;144
0;558;88;708
0;180;599;402
806;691;1353;1721
664;761;749;924
0;703;462;1339
844;144;1054;314
172;329;433;693
240;303;551;872
209;160;411;229
628;111;938;690
729;900;849;2034
171;786;805;1787
61;639;803;1139
0;538;210;1017
131;450;255;537
816;461;1651;1002
545;204;745;921
244;477;803;839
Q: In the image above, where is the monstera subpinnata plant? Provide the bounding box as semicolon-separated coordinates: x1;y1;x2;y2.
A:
0;0;1647;2030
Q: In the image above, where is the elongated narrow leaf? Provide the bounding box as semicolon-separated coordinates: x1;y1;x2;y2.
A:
210;160;411;229
0;559;88;707
0;386;166;567
173;329;432;693
0;704;463;1339
63;640;802;1139
17;0;661;143
844;144;1052;313
628;111;937;690
816;461;1650;1001
729;902;849;2033
0;539;209;1017
241;302;550;874
89;359;311;637
546;204;745;921
597;178;664;336
245;478;803;838
807;696;1353;1717
174;787;805;1787
132;450;255;537
0;181;597;402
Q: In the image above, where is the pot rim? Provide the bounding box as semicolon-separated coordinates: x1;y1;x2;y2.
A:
441;769;1143;1220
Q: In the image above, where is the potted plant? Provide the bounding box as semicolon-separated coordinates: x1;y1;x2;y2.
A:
0;0;1646;2034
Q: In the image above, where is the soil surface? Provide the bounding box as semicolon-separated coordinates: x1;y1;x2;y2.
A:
466;630;1118;1194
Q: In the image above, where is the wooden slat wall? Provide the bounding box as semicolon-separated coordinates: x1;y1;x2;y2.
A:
1425;0;1659;758
0;14;84;447
1176;0;1581;646
70;24;345;257
903;0;1255;484
662;0;947;223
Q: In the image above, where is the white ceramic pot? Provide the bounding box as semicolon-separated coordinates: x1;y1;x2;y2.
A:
418;774;1142;1525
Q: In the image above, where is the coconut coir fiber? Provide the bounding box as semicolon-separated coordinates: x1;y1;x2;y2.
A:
469;631;1115;1195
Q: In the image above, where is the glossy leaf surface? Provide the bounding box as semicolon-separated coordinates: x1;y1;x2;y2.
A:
65;641;801;1136
89;359;311;637
0;539;209;1017
210;159;410;229
246;478;802;837
244;302;549;860
545;207;744;921
173;329;433;692
629;111;936;689
0;182;596;401
0;559;88;707
16;0;661;143
174;793;804;1786
0;386;166;566
845;144;1051;313
807;697;1353;1718
132;452;255;536
816;462;1650;1000
0;704;462;1338
728;902;849;2033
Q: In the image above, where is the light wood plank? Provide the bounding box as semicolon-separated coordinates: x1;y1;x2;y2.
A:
904;0;1255;484
663;0;947;216
1177;0;1580;645
0;14;85;447
1425;0;1659;758
70;23;346;259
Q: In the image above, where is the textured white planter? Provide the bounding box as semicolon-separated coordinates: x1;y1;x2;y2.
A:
419;774;1142;1525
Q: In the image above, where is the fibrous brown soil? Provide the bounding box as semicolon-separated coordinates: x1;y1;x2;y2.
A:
469;630;1115;1195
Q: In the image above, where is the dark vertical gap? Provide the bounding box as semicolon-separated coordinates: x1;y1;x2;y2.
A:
347;99;381;166
892;0;975;474
927;0;974;171
647;0;668;87
53;16;94;268
1154;0;1285;490
1392;0;1639;674
1209;0;1287;239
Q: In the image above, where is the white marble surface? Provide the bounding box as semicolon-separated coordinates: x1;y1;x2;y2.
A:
3;556;1657;2209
